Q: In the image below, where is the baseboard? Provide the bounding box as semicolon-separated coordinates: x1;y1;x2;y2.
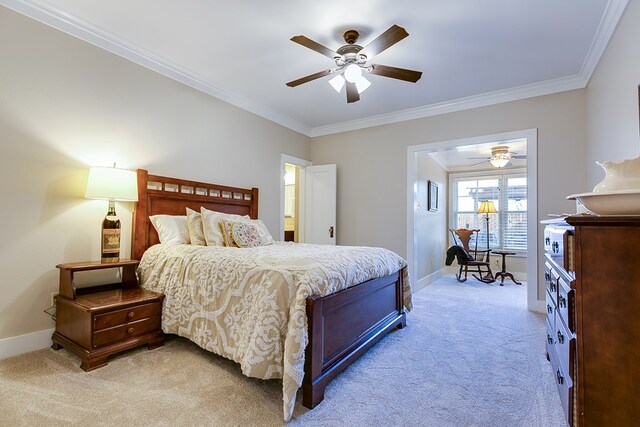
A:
0;328;54;360
414;268;445;293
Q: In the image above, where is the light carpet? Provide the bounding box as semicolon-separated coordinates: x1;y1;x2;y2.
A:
0;276;566;426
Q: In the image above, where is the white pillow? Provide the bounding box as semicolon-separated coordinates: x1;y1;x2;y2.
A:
249;219;274;245
200;207;250;246
149;215;190;244
186;208;206;246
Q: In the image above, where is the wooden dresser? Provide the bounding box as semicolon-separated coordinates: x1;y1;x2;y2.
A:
543;216;640;426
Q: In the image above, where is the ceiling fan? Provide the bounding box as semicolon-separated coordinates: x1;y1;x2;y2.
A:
469;146;527;168
286;24;422;103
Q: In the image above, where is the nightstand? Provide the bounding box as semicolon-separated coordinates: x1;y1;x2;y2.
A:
51;260;165;371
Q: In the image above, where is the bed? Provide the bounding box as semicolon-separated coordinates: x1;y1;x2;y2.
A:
132;169;411;420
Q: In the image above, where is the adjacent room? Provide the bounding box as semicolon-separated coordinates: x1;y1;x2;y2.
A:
1;0;640;425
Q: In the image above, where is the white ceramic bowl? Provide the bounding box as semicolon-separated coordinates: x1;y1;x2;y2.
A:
567;190;640;215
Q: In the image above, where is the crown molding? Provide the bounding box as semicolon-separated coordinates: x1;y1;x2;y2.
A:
578;0;630;84
2;0;629;139
309;74;587;137
0;0;312;136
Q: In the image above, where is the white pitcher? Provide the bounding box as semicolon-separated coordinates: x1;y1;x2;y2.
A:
593;156;640;192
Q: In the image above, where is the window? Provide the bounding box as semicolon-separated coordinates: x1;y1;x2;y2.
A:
451;171;527;252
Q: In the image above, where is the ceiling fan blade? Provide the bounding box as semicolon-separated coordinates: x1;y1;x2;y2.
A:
469;160;489;167
286;69;333;87
369;64;422;83
290;35;337;59
362;24;409;57
512;155;527;159
346;81;360;103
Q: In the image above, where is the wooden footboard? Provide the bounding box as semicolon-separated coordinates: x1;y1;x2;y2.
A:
303;267;407;408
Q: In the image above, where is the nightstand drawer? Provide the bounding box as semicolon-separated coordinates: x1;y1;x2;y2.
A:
93;316;161;348
94;302;162;331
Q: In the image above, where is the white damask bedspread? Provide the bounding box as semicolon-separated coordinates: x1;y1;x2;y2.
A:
138;242;412;421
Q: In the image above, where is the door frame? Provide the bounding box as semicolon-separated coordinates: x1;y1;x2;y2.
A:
280;154;312;241
406;129;542;312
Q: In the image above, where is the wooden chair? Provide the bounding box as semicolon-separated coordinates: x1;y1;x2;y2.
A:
449;228;494;283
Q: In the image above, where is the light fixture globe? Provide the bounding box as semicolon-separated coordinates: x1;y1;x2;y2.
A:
343;63;362;83
328;74;345;93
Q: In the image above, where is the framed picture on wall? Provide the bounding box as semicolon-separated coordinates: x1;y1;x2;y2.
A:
428;180;438;212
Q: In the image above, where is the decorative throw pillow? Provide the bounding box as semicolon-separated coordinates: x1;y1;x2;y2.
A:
200;207;250;246
149;215;190;244
248;219;274;245
219;219;239;247
231;222;262;248
186;208;206;245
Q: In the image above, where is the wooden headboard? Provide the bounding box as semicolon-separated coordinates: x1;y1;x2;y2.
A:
132;169;259;260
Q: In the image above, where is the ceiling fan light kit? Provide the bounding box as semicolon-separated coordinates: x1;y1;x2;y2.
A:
287;24;422;103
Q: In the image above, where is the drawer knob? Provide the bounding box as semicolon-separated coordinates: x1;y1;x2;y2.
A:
547;334;554;345
547;304;553;314
127;327;135;335
558;295;566;308
127;311;135;319
557;330;565;344
556;369;564;385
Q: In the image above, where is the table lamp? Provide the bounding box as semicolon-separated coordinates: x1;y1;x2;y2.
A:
477;200;498;263
85;165;138;263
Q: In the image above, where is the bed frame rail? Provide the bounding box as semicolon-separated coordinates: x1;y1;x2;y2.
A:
303;267;407;408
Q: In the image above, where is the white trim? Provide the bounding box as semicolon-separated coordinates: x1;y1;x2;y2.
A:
1;0;628;138
407;129;540;312
0;0;311;136
413;269;444;293
311;75;585;137
0;328;54;360
578;0;630;84
279;154;312;241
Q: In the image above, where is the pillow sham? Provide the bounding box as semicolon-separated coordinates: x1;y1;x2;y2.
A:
186;207;206;246
149;214;190;244
231;222;262;248
200;207;250;246
219;219;239;247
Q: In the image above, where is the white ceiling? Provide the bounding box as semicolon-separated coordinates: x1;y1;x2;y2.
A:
2;0;628;136
426;139;527;172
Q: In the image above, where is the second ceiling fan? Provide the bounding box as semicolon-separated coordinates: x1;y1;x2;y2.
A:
286;24;422;103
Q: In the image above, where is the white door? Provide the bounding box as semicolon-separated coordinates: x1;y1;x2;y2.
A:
304;164;336;245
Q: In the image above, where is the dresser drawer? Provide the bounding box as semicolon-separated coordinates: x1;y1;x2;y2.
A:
93;316;161;348
545;289;556;328
94;302;162;331
544;261;558;301
557;275;575;333
548;340;574;426
554;312;575;381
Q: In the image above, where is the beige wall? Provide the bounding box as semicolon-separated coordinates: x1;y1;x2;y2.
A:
0;8;309;340
586;0;640;188
311;90;587;303
414;152;447;286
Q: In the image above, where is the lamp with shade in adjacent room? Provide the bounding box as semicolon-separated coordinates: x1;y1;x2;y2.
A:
477;200;498;264
85;165;138;263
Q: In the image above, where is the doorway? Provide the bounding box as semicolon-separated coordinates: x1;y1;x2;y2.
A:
280;154;311;241
284;163;301;242
406;129;541;312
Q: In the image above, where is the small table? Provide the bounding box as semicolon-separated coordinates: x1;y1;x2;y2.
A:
492;250;522;286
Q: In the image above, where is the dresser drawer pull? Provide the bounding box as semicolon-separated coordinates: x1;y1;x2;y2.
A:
552;242;559;253
547;334;554;345
545;237;551;245
127;311;135;319
556;369;564;385
557;330;565;344
558;295;567;308
127;327;135;335
547;304;553;314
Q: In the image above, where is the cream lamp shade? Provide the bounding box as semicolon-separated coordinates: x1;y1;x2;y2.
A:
85;166;138;201
477;200;498;214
